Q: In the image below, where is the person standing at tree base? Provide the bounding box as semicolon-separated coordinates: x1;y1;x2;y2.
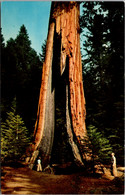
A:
111;153;117;177
37;157;42;172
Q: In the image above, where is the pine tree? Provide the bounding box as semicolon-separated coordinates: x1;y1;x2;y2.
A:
15;24;31;70
40;39;46;63
1;28;5;48
2;24;42;132
80;2;124;164
80;125;112;172
1;99;31;162
15;25;42;132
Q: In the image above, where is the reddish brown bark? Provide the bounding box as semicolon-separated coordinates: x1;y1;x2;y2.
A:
26;2;89;169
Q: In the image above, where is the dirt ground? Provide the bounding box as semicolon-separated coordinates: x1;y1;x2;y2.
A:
1;163;124;194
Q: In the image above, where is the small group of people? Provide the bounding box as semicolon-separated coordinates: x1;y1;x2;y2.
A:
37;153;117;176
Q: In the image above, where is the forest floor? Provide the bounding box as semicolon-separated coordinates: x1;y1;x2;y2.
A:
1;162;124;194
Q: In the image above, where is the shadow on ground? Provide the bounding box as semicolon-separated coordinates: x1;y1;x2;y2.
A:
1;162;124;194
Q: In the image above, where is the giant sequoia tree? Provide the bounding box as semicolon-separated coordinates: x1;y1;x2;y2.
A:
26;2;89;169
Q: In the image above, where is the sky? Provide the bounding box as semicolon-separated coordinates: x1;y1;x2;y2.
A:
1;1;51;55
1;1;85;55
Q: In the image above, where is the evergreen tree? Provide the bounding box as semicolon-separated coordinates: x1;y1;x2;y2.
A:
2;38;17;108
1;98;31;162
1;28;5;48
88;125;112;163
80;2;124;163
80;125;112;172
15;25;42;131
81;2;112;129
15;24;31;71
1;25;42;132
1;28;6;116
40;39;46;63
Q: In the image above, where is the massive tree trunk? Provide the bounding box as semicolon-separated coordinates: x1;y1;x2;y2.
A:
26;2;89;169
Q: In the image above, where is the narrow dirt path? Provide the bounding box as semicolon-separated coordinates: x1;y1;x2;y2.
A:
1;165;124;194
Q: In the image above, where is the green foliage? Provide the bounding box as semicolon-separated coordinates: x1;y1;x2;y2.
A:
1;24;43;132
81;125;112;165
1;100;31;162
1;28;5;48
40;39;46;63
80;2;124;163
88;125;112;162
105;127;124;164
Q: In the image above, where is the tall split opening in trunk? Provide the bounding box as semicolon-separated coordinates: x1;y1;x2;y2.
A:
26;2;90;170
